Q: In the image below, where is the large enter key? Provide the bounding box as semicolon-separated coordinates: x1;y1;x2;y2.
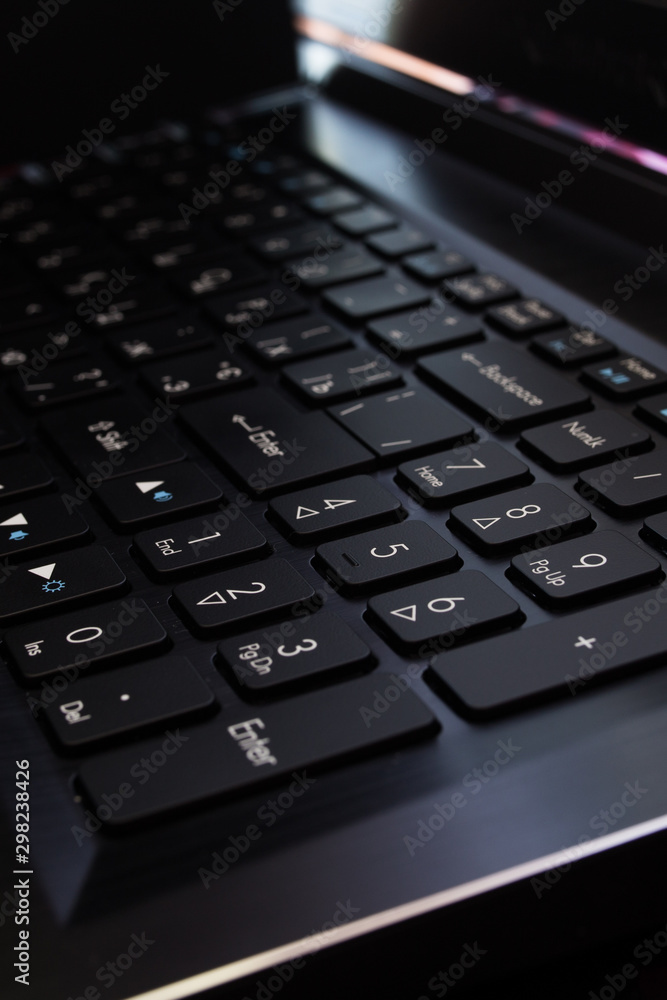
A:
429;592;667;714
78;675;439;823
418;342;589;431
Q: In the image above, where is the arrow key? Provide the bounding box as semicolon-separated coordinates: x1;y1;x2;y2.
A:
96;462;223;529
268;475;404;542
0;495;88;558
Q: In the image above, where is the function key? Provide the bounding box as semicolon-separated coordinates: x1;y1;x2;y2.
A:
219;611;372;694
366;225;434;258
0;454;54;500
367;570;521;653
635;392;667;435
0;545;126;624
95;462;222;529
417;342;590;431
0;496;87;559
578;451;667;516
105;313;215;365
304;186;363;215
243;312;350;366
519;411;651;472
329;387;474;462
172;558;314;632
323;275;431;321
581;356;667;399
133;510;267;577
402;249;473;282
509;531;662;608
486;299;564;337
42;399;185;481
397;441;530;506
367;302;482;358
333;205;396;236
267;474;403;542
6;598;167;682
282;348;402;405
140;350;253;403
443;273;517;308
316;521;458;593
531;326;616;368
450;483;592;554
43;657;215;749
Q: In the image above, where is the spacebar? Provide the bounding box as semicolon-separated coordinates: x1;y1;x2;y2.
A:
429;591;667;715
78;676;438;824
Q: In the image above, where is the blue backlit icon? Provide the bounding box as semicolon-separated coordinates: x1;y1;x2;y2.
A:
153;490;173;502
42;579;65;592
660;408;667;419
598;367;630;385
9;530;28;541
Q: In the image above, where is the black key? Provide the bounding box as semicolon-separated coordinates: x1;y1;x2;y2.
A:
534;326;617;368
0;415;23;452
367;570;521;653
317;521;458;593
219;611;372;693
268;475;403;542
115;215;194;245
366;226;434;258
105;313;215;365
30;235;112;271
288;247;384;289
582;356;667;399
170;254;264;299
204;285;307;338
329;387;474;462
0;291;62;333
172;558;314;632
0;326;85;371
49;262;144;302
6;598;167;682
134;509;267;576
642;511;667;552
0;545;126;623
0;453;54;499
78;674;438;824
0;496;87;558
249;224;343;262
11;356;118;408
417;342;590;431
43;399;185;481
181;388;373;497
333;205;396;236
305;187;363;215
578;451;667;516
397;441;530;506
510;531;662;608
635;393;667;435
217;200;303;235
402;249;473;282
142;231;223;269
244;313;350;366
323;275;431;321
486;299;564;337
428;593;667;715
88;285;177;329
44;657;215;748
533;326;616;371
282;348;403;405
278;170;333;194
444;273;517;308
140;350;253;403
450;483;592;553
520;411;651;472
0;260;32;298
367;303;482;358
96;461;222;529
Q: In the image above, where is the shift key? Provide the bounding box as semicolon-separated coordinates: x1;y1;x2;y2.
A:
418;342;589;431
180;388;373;496
78;675;439;823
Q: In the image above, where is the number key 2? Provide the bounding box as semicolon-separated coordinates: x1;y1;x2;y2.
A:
449;483;593;553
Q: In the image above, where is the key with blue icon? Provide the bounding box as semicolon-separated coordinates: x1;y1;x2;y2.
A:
95;462;223;529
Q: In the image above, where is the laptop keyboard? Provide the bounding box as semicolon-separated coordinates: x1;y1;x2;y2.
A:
2;123;667;826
